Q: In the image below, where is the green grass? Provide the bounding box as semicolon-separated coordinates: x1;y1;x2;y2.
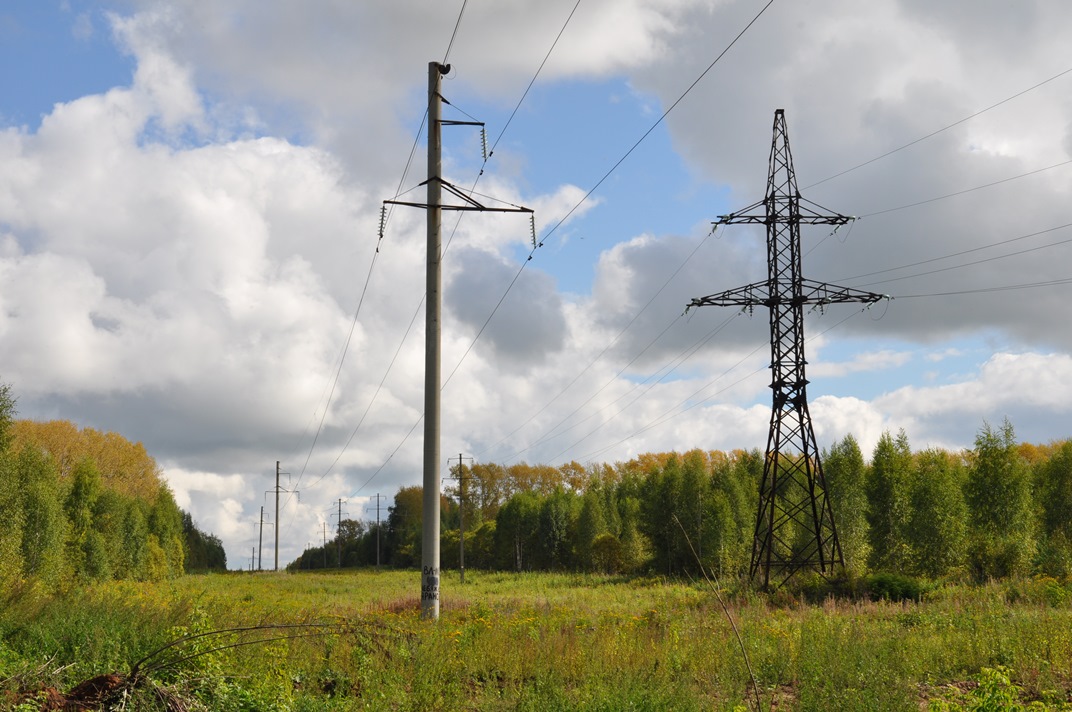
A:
1;570;1071;710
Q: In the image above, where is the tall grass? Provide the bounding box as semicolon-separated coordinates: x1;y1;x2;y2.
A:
1;570;1070;710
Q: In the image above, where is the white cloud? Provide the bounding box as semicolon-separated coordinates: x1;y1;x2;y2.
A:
6;0;1072;568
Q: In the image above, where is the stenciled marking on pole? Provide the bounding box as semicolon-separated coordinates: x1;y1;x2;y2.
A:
421;566;439;601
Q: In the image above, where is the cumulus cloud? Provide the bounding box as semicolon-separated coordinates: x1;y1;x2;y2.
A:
6;0;1072;568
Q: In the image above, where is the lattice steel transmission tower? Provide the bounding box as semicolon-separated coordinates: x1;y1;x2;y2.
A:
688;110;887;588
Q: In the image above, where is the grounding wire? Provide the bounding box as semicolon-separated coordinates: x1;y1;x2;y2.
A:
442;0;469;66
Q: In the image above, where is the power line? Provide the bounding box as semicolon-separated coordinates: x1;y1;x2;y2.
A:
895;276;1072;299
572;304;877;465
314;3;585;489
541;312;743;463
442;0;775;391
804;64;1072;190
850;229;1072;290
283;112;430;503
322;0;773;494
476;229;719;460
836;222;1072;284
538;0;776;246
857;158;1072;219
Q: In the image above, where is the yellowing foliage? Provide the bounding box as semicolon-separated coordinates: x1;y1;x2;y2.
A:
11;419;163;501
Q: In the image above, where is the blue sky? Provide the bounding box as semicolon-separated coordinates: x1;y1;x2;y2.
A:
3;0;1072;568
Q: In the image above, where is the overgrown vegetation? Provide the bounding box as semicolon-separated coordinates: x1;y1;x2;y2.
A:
0;384;226;594
295;420;1072;591
1;570;1071;710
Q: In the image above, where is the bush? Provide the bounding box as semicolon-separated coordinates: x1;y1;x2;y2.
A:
865;572;923;602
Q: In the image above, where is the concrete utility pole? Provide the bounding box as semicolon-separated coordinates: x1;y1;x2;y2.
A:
450;453;474;583
367;493;385;570
420;60;447;620
275;461;282;571
258;506;266;571
383;62;533;620
330;498;348;568
267;461;297;572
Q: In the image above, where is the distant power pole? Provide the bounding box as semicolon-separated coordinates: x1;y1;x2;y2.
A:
449;453;474;584
383;61;533;620
266;461;298;571
687;109;887;588
322;522;328;568
258;506;267;571
330;498;348;568
366;493;385;570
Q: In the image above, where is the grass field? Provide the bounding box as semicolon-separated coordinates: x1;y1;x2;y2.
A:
2;570;1071;710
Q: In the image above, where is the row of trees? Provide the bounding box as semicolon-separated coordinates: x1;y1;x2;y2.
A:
0;386;226;593
294;419;1072;582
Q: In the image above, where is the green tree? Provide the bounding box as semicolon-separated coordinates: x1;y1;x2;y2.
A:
65;459;104;580
907;448;967;579
182;512;227;572
575;481;608;569
16;446;66;587
467;519;496;569
0;382;17;585
965;420;1035;580
1035;440;1072;576
494;491;541;571
0;453;26;592
0;381;16;452
866;430;914;572
615;474;649;574
148;487;186;579
677;450;710;575
641;455;683;575
385;486;423;567
117;500;150;580
823;434;870;574
538;488;578;569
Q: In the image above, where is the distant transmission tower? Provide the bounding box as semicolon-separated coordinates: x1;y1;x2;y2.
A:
688;110;887;588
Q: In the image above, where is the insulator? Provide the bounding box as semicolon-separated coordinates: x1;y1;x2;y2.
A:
481;127;489;161
378;204;387;239
530;214;537;248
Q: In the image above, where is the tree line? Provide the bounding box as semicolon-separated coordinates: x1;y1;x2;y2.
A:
0;385;226;594
292;419;1072;583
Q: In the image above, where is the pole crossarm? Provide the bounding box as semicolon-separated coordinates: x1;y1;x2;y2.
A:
385;177;534;214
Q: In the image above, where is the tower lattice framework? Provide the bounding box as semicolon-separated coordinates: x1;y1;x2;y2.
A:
688;110;886;588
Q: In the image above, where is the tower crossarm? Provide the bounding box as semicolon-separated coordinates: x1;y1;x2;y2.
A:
688;281;769;309
688;279;887;311
796;279;888;307
712;197;855;227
